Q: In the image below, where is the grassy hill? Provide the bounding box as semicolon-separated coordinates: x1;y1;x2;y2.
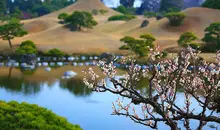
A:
0;0;219;55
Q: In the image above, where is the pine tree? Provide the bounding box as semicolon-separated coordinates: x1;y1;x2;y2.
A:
0;0;6;15
160;0;184;12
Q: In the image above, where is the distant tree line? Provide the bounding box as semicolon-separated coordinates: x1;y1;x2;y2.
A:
0;0;75;20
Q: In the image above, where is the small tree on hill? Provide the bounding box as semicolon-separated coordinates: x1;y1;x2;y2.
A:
202;22;220;50
20;40;37;49
120;34;156;57
46;48;65;57
165;12;186;26
65;11;97;30
0;18;28;48
58;12;69;23
178;32;198;47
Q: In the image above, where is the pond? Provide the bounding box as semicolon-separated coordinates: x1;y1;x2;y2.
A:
0;66;218;130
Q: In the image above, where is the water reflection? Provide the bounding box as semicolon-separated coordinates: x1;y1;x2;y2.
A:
60;79;92;97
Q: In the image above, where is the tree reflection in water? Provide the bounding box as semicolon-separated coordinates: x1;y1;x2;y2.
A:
60;78;93;97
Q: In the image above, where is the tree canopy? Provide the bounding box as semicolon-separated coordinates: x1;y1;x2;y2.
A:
65;11;97;30
0;100;82;130
120;34;156;57
0;19;28;48
1;0;75;19
160;0;184;12
202;0;220;10
58;12;69;23
202;22;220;50
119;0;135;8
177;32;198;47
46;48;65;57
165;12;186;26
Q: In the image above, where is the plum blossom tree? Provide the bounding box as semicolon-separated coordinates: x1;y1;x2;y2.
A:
83;46;220;130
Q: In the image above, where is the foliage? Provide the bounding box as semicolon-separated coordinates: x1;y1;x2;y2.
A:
177;32;198;47
144;11;157;18
115;5;136;15
58;12;69;23
99;9;108;15
202;22;220;51
189;43;200;50
120;34;156;57
65;11;97;30
160;0;184;12
20;40;37;49
165;12;186;26
0;0;6;15
119;45;130;50
0;100;82;130
119;0;135;8
161;50;168;57
202;0;220;10
83;47;220;130
108;14;136;21
2;0;74;19
15;45;37;55
140;20;149;28
46;48;65;57
91;9;98;15
0;18;28;48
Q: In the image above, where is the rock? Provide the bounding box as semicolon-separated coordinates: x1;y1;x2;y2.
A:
37;63;42;67
89;57;93;60
42;62;49;66
13;62;19;67
20;63;27;67
94;56;99;60
81;56;86;60
78;63;83;66
156;14;163;20
68;57;75;61
0;63;4;67
85;62;90;66
50;62;56;66
57;62;63;66
140;20;149;28
45;67;51;72
64;71;77;77
53;57;57;61
37;57;41;62
72;62;77;66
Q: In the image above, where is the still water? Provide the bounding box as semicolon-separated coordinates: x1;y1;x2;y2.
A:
0;66;218;130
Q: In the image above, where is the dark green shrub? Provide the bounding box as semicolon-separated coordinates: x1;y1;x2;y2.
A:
162;50;168;57
46;48;65;57
58;12;69;23
165;12;186;26
0;100;82;130
140;20;149;28
99;9;108;14
92;9;98;15
108;14;136;21
144;11;157;18
16;46;37;55
119;45;130;50
20;40;37;49
202;22;220;50
202;0;220;10
177;32;198;47
120;34;156;57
